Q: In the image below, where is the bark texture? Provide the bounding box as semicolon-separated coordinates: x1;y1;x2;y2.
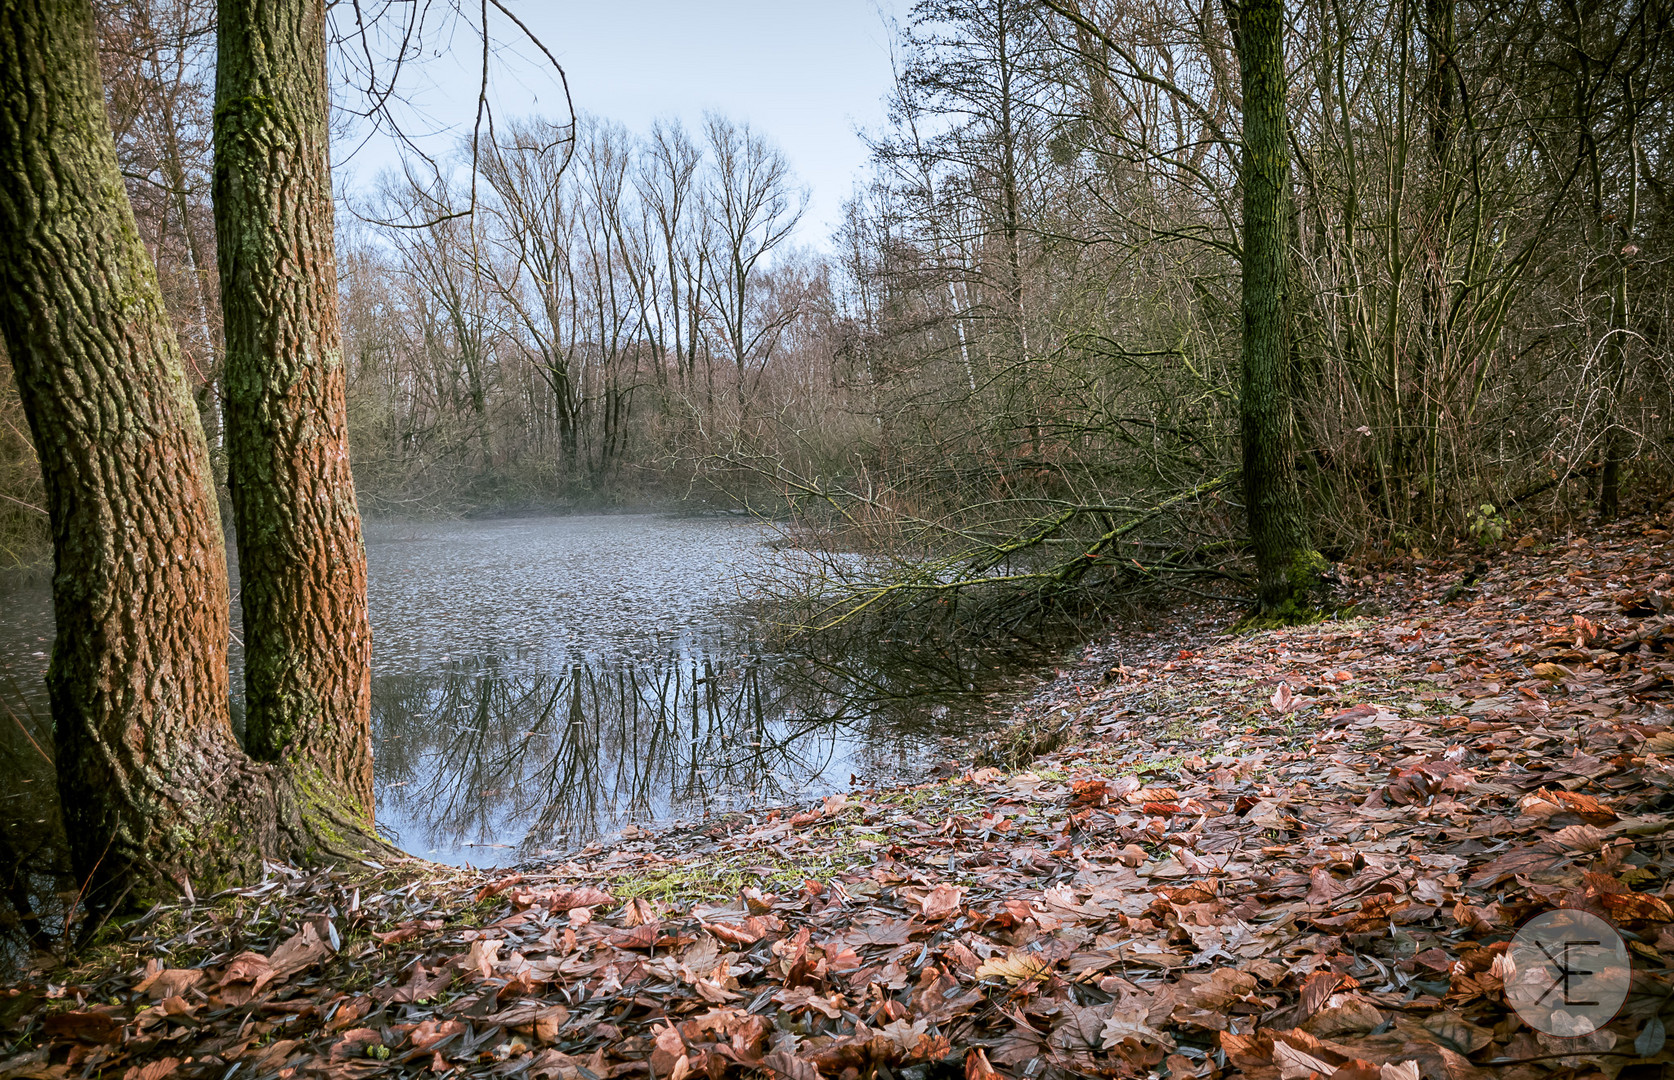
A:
1235;0;1323;615
214;0;374;813
0;0;379;907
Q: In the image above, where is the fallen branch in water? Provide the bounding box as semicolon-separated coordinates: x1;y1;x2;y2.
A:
730;461;1245;635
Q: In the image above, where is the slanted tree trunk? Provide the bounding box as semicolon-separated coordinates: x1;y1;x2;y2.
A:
214;0;374;813
1233;0;1325;616
0;0;382;912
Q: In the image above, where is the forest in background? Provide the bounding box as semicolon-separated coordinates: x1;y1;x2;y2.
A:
1;0;1670;599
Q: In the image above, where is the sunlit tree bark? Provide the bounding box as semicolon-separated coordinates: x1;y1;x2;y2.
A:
214;0;374;812
0;0;380;910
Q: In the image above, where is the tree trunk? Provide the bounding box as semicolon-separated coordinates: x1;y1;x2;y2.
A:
0;0;381;912
1598;82;1639;522
1234;0;1324;616
214;0;374;814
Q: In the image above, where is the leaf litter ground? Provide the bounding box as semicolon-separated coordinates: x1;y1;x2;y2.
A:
8;514;1674;1080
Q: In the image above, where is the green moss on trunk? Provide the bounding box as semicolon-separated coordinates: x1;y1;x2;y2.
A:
1235;0;1322;617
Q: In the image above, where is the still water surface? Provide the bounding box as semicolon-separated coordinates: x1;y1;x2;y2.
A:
0;514;1025;873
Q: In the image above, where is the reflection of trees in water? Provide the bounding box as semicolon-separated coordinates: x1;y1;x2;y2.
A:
372;638;998;860
0;623;1032;958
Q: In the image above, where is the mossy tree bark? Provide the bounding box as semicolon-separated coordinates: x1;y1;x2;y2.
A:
0;0;384;912
1234;0;1324;616
214;0;374;814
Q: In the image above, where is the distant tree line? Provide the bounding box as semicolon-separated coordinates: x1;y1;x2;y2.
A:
3;0;1659;596
345;112;847;509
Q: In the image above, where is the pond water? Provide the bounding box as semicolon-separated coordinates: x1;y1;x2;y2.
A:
0;514;1041;900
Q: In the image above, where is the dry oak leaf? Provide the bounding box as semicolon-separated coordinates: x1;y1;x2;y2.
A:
133;966;204;1001
489;1003;570;1043
1422;1011;1494;1054
376;962;454;1003
372;919;442;945
974;950;1054;984
120;1058;179;1080
41;1012;123;1046
879;1018;935;1057
217;951;274;1004
965;1047;1001;1080
1069;779;1109;809
1524;788;1618;824
840;918;914;949
694;976;742;1003
906;883;965;920
1299;971;1347;1017
409;1018;466;1053
650;1022;688;1077
526;1049;589;1080
1164;1052;1206;1080
1466;847;1567;888
1328;703;1381;726
156;995;193;1019
760;1050;821;1080
520;887;613;912
700;915;782;945
1178;848;1218;875
1273;1040;1336;1080
460;937;502;978
1306;868;1346;906
1549;823;1610;852
621;896;662;927
1190;967;1259;1009
1323;1062;1384;1080
328;1028;384;1064
682;1007;770;1064
475;874;526;901
1598;890;1674;924
1220;1031;1276;1070
241;1039;300;1076
1100;1008;1175;1051
611;921;696;950
268;920;332;980
1302;997;1386;1038
1107;776;1143;801
325;996;373;1032
773;987;844;1019
0;1049;54;1080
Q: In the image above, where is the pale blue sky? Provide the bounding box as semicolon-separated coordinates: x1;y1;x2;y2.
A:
339;1;908;250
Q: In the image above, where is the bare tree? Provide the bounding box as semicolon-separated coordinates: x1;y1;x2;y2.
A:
701;114;807;409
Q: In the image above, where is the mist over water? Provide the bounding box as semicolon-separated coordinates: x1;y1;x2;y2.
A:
358;514;998;864
2;514;1029;897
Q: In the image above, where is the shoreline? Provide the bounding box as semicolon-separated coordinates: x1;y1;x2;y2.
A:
7;514;1674;1080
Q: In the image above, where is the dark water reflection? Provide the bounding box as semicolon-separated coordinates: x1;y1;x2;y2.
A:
357;514;1013;864
2;513;1041;938
371;642;991;864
